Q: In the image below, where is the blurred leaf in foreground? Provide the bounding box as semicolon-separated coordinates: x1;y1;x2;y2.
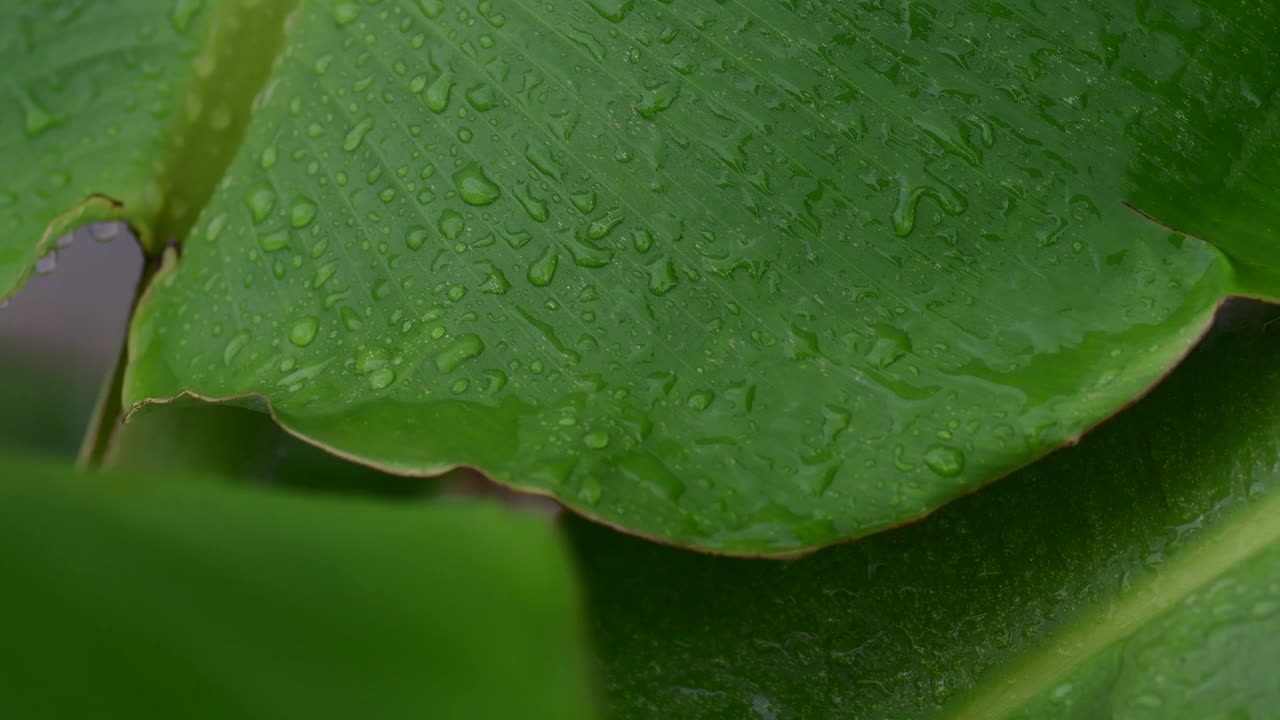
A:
0;452;596;720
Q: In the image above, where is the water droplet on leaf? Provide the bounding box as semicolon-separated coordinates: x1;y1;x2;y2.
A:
333;2;359;25
343;116;374;151
406;226;429;250
435;333;485;372
646;258;677;296
368;368;396;390
289;316;319;347
223;330;250;365
528;247;559;286
687;390;714;411
453;163;501;206
312;261;338;287
290;196;318;228
259;229;289;253
340;307;363;331
205;213;228;242
924;445;965;477
438;209;465;240
169;0;203;33
865;324;911;369
586;0;633;22
465;83;498;112
35;250;57;275
416;0;445;18
425;74;455;113
17;88;60;138
517;186;549;222
246;184;276;224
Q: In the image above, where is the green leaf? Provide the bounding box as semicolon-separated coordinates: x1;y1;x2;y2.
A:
0;451;596;719
0;0;293;299
574;302;1280;718
51;0;1280;552
101;400;445;496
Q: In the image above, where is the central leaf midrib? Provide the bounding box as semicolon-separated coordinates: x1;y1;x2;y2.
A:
148;0;300;251
945;488;1280;718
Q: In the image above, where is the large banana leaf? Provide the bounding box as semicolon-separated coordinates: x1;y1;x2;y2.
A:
574;302;1280;718
0;452;595;719
6;0;1278;552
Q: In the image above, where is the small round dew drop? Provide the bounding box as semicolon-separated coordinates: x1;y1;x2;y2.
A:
246;184;276;224
333;2;359;25
583;431;610;449
923;445;965;478
290;196;318;228
367;367;396;390
288;316;319;347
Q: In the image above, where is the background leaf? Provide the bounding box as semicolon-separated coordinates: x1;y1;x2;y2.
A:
0;452;596;720
573;301;1280;719
0;0;293;299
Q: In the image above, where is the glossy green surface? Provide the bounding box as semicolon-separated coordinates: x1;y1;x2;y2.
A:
5;0;1265;552
0;451;595;720
0;0;293;299
574;302;1280;718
